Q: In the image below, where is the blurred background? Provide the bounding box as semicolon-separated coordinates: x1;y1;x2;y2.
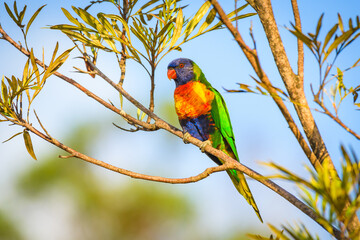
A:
0;0;359;239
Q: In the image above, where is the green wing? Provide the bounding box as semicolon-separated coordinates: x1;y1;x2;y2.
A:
194;64;262;222
210;88;263;222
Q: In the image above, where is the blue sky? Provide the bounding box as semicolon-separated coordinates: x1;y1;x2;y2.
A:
0;0;360;239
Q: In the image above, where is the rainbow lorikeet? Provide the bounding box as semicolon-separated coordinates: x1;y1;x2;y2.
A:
167;58;262;222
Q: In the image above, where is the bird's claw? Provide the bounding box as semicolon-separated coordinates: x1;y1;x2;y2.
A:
200;140;211;153
183;132;191;144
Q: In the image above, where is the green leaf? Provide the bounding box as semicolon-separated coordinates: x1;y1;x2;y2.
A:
169;8;183;49
315;13;324;40
322;23;338;53
338;13;344;33
72;7;100;30
140;112;146;121
1;77;9;104
44;45;75;79
134;0;159;16
353;90;359;103
4;2;18;24
61;8;81;26
289;26;314;51
23;129;37;160
26;4;46;35
13;1;19;18
157;21;174;39
184;1;211;39
324;30;353;61
3;131;22;143
30;48;41;86
137;108;141;120
97;13;116;37
229;12;257;22
103;14;132;42
18;5;27;26
6;76;17;93
198;8;216;34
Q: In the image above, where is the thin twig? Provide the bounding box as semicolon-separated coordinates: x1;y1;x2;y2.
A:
314;98;360;140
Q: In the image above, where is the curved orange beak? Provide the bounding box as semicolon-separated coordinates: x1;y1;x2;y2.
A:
167;68;177;80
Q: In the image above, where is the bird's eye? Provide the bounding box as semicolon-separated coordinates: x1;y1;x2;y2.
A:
179;63;184;68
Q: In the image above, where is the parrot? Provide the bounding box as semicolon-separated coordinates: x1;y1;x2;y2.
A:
167;58;262;222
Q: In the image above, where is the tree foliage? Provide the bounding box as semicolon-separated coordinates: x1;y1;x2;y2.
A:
0;0;360;239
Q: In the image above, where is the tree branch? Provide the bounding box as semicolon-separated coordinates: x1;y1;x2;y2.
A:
246;0;331;167
315;99;360;140
290;0;304;82
208;0;322;170
12;115;342;239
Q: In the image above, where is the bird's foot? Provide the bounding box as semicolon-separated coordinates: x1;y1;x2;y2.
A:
183;132;191;144
200;140;211;153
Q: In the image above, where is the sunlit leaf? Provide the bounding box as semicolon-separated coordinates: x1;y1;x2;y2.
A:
43;45;75;80
315;13;324;40
169;8;183;49
198;8;216;34
324;30;353;62
25;4;46;34
4;2;18;25
184;1;211;39
289;25;314;51
61;8;81;26
137;108;141;120
338;13;344;33
322;23;338;53
97;13;117;37
103;14;132;42
18;5;27;25
134;0;159;16
72;7;102;31
23;129;37;160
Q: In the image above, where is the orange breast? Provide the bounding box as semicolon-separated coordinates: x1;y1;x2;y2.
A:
174;81;214;119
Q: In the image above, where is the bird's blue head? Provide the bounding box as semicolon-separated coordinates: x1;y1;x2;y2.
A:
167;58;195;87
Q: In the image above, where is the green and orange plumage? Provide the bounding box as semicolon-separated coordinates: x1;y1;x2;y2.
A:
167;58;262;222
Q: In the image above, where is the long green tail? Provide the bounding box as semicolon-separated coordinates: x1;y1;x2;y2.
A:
227;169;263;222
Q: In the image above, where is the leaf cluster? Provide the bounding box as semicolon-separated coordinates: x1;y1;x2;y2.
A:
4;1;46;49
289;14;360;111
290;14;360;65
50;0;255;73
1;3;75;160
261;146;360;239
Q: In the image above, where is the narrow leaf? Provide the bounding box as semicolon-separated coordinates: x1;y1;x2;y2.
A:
23;129;37;160
184;1;211;39
338;13;344;33
325;30;353;60
169;8;183;49
198;8;216;34
322;23;338;53
315;13;324;40
104;14;131;42
3;131;22;143
26;4;46;35
61;8;81;26
4;2;18;24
